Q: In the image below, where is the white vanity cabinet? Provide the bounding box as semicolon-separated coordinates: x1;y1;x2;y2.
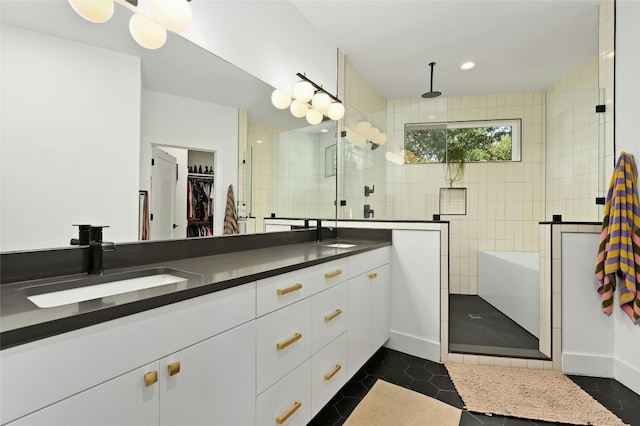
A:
347;249;391;378
9;322;256;426
7;362;161;426
1;284;256;426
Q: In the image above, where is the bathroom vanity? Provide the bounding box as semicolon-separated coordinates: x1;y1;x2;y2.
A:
0;235;391;426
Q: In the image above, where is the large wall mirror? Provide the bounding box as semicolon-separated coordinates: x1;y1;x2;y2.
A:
1;0;337;252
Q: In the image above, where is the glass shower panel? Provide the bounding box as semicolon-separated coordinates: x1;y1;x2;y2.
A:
544;89;604;222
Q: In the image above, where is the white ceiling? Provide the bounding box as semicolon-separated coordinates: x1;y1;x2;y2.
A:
2;0;600;124
291;0;600;99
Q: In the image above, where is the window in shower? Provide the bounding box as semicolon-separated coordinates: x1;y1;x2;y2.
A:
404;119;522;164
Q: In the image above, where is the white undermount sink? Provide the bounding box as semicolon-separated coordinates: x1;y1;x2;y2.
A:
324;243;356;248
27;269;199;308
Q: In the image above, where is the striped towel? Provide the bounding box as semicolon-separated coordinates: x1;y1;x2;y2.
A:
595;151;640;324
223;184;239;235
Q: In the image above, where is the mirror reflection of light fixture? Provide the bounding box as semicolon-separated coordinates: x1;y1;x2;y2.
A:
293;81;314;103
271;90;292;109
68;0;114;23
271;73;345;125
349;121;387;149
290;99;309;118
129;13;167;50
68;0;192;50
153;0;192;32
306;108;323;125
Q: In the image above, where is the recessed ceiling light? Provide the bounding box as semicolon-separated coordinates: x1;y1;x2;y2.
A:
256;140;263;144
460;62;475;71
320;129;329;133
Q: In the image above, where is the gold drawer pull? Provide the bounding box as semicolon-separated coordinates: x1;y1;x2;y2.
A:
324;364;342;381
277;283;302;296
144;371;158;387
324;269;342;279
276;332;302;350
324;308;343;322
276;400;302;424
167;362;181;377
368;272;378;279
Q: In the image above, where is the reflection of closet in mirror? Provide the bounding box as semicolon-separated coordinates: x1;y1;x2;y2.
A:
150;147;215;240
186;150;215;238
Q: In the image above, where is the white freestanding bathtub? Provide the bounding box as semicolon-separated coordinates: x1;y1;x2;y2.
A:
478;251;540;337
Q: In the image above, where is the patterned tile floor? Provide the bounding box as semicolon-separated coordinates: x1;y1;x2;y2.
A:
308;347;640;426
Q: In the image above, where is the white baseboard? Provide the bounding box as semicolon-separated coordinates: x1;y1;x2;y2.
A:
562;353;614;377
614;356;640;396
385;330;440;363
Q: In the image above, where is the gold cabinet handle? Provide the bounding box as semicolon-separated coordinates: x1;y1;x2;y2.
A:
324;308;343;322
368;272;378;279
324;269;342;279
276;400;302;424
167;362;181;377
144;371;158;387
277;283;302;296
276;332;302;350
324;364;342;381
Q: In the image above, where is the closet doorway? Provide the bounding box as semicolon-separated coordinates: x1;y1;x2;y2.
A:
150;145;215;240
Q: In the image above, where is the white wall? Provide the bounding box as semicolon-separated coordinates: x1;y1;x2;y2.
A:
182;1;337;97
0;25;140;251
612;0;640;396
140;90;238;237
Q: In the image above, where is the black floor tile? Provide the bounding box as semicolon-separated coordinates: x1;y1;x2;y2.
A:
309;347;640;426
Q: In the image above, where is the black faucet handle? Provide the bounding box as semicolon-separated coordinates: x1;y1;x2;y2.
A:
89;225;110;243
71;224;92;246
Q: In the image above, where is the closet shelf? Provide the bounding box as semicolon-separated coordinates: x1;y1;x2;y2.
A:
188;220;211;225
188;173;215;180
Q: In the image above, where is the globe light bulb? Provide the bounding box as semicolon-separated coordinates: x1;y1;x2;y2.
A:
306;108;323;125
327;102;345;120
290;99;309;118
271;90;292;109
374;132;388;145
68;0;114;23
129;13;167;50
311;92;331;114
153;0;192;33
356;121;372;135
292;81;314;102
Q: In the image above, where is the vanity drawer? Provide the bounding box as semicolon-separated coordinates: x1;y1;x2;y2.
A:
313;258;348;293
256;298;312;394
347;247;390;279
311;282;347;353
256;359;311;426
257;268;317;317
311;333;347;417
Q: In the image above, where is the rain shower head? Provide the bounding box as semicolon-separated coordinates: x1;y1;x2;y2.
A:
421;62;442;98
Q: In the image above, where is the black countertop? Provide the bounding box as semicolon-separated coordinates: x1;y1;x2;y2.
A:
0;238;390;349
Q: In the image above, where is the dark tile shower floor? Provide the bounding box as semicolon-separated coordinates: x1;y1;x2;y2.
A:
449;294;547;359
308;347;640;426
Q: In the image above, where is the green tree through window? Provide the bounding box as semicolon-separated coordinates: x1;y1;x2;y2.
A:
404;120;520;164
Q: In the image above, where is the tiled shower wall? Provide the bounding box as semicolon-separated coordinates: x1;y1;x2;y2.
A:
385;93;545;295
248;122;335;231
339;62;388;220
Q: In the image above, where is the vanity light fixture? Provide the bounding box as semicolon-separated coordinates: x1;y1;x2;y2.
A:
270;73;345;125
68;0;192;50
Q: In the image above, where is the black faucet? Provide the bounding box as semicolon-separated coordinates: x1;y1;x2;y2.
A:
316;219;323;242
88;226;115;275
364;204;375;219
